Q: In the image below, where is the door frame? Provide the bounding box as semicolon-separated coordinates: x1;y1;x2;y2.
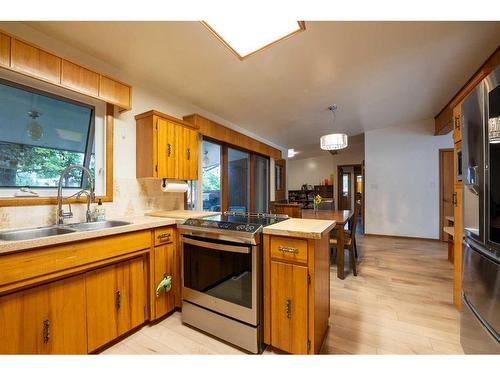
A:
337;163;365;233
439;148;455;241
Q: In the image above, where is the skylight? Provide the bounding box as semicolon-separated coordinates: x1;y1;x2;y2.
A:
202;21;305;60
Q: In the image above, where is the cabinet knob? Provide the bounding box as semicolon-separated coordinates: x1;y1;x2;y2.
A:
115;289;121;309
43;319;50;344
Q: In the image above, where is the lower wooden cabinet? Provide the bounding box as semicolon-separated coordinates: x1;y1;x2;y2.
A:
86;256;147;352
270;261;309;354
152;242;177;320
0;275;87;354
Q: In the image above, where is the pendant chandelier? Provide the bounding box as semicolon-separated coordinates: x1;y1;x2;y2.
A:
320;104;348;151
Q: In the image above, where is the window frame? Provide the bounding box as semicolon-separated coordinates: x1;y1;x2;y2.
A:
0;102;114;207
201;135;270;213
0;77;96;189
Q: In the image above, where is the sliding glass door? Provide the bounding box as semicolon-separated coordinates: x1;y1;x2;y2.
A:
201;140;221;211
228;148;250;212
201;139;270;213
253;155;269;213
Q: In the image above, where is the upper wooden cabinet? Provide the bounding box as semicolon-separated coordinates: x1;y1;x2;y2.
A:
0;32;10;67
11;39;61;84
136;110;199;180
61;59;99;97
0;29;132;111
99;75;131;110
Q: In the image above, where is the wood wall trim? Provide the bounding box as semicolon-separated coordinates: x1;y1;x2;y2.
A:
183;113;282;160
435;45;499;135
135;110;198;129
0;104;114;207
0;28;132;111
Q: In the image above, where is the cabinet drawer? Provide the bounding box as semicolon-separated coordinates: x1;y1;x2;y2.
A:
154;227;175;246
271;237;308;265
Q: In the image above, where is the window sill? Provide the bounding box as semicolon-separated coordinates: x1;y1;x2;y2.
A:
0;194;113;207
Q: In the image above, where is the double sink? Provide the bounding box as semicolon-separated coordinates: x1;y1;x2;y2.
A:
0;220;131;241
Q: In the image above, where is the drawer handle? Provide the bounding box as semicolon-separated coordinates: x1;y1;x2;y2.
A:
43;319;50;344
279;245;299;254
285;299;292;319
155;274;172;297
157;233;171;242
115;289;121;309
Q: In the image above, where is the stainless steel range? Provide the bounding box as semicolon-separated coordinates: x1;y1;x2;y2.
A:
177;212;288;353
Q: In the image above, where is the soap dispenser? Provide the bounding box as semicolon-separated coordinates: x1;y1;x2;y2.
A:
94;199;106;222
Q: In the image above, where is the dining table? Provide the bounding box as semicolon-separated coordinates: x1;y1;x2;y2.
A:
302;209;354;280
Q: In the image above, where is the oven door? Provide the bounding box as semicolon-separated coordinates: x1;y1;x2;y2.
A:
181;234;259;326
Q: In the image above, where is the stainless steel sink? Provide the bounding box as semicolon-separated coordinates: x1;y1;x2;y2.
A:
0;226;77;241
66;220;131;231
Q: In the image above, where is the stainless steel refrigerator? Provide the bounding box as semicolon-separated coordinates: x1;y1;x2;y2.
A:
461;64;500;354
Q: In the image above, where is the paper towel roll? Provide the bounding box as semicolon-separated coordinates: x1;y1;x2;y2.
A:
161;179;189;193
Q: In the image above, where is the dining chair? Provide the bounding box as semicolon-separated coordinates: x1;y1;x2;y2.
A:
329;203;361;276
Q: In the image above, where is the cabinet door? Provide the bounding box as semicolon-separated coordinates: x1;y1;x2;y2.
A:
86;263;119;352
157;118;179;179
86;258;147;352
11;39;61;84
187;128;199;180
116;257;147;336
0;275;87;354
152;243;176;319
270;261;309;354
0;33;10;67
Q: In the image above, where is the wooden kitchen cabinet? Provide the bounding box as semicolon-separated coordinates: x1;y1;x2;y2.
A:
11;38;61;84
264;233;330;354
151;227;177;319
99;75;132;111
0;275;87;354
135;110;199;180
270;261;309;354
61;59;99;97
86;256;147;352
0;32;10;67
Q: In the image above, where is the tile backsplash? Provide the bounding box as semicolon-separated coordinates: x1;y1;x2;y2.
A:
0;178;184;230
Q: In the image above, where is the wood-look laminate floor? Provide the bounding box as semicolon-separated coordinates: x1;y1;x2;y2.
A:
102;235;463;355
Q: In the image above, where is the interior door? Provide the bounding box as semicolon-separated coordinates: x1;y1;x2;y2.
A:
440;149;455;241
338;170;352;210
274;159;286;201
270;261;308;354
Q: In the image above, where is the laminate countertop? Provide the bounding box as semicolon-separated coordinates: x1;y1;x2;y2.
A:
263;218;336;239
0;215;177;255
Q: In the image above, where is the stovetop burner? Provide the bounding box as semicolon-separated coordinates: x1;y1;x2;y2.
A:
181;211;289;234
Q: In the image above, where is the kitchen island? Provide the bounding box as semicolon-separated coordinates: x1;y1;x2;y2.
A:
262;218;335;354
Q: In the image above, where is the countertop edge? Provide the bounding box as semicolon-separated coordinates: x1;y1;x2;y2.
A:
0;216;178;255
262;219;336;239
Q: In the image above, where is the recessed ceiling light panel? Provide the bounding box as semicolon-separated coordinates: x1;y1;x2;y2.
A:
202;20;305;60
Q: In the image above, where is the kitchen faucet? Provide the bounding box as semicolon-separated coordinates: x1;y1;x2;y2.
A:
57;165;95;225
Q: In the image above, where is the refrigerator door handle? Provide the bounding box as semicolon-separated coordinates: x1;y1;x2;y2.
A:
466;165;480;195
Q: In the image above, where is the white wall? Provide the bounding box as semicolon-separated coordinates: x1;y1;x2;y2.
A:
364;119;453;239
287;141;365;207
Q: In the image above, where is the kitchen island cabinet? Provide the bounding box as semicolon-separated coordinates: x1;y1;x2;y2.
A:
262;218;336;354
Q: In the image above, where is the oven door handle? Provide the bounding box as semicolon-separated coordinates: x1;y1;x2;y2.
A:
183;237;251;254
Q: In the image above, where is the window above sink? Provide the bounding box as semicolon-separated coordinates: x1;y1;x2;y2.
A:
0;71;114;205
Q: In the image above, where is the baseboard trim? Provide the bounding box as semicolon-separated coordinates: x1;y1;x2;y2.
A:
363;233;440;242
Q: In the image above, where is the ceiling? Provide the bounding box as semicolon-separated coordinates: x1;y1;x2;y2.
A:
26;21;500;154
